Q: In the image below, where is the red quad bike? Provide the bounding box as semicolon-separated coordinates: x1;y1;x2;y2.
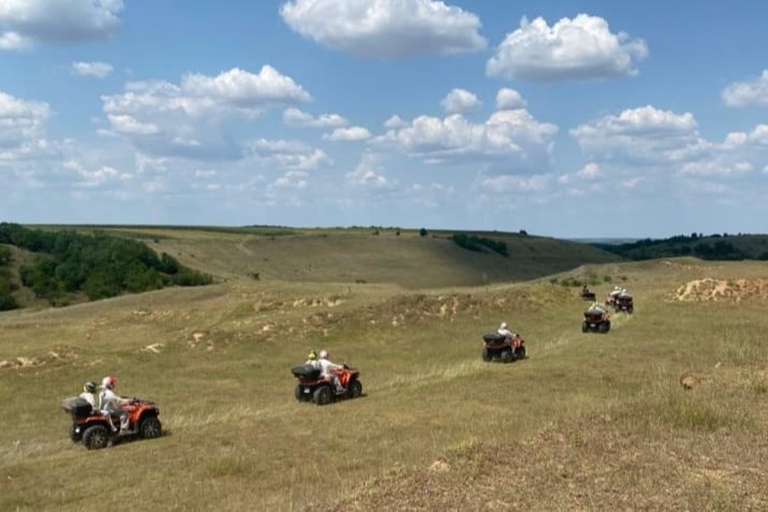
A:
292;364;363;406
482;333;526;363
61;396;162;450
615;293;634;314
582;309;611;333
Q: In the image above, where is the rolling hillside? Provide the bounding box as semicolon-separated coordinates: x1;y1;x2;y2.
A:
106;226;623;288
1;258;767;510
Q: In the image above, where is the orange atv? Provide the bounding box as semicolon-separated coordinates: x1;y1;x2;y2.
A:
582;309;611;333
482;333;526;363
292;364;363;405
61;396;162;450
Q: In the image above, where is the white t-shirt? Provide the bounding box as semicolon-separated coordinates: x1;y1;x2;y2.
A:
318;358;341;376
98;388;124;413
79;392;96;408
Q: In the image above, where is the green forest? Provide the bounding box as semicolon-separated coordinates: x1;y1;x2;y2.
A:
0;223;212;310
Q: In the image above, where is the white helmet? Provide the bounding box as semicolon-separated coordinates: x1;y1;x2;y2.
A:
500;322;508;330
318;350;328;359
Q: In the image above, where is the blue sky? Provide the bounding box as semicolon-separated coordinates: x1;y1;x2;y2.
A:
1;0;768;237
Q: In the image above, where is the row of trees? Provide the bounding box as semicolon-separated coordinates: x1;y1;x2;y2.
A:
0;245;19;311
0;223;212;307
597;233;768;261
450;233;509;257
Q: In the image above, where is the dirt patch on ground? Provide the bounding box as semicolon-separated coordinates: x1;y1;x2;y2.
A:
0;347;79;370
661;260;723;272
669;278;768;302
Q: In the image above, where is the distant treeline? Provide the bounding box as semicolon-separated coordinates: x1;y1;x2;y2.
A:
0;245;18;311
0;223;212;308
595;233;768;261
450;233;509;257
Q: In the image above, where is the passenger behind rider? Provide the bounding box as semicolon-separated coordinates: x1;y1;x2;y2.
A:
79;381;98;411
304;350;320;369
98;376;130;433
317;350;345;394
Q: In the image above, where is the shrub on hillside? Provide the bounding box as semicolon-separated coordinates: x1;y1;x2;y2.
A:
1;222;212;306
451;233;508;257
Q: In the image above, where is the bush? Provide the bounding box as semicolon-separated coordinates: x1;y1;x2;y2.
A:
249;271;260;281
451;233;508;257
419;228;428;237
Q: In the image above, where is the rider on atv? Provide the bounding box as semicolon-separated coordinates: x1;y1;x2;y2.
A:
318;350;346;394
98;376;130;433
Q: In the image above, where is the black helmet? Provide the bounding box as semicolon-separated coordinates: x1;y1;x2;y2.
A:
83;381;97;393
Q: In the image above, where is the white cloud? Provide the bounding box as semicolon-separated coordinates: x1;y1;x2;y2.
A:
0;31;28;49
280;0;486;58
570;105;706;165
283;107;348;128
495;88;526;110
246;138;331;170
72;61;113;78
557;162;601;183
271;170;309;189
375;107;558;168
680;160;753;176
107;114;159;135
0;0;124;48
0;90;52;150
101;66;311;159
440;88;481;114
722;70;768;107
481;173;552;193
323;126;372;141
181;66;310;107
384;115;408;129
346;153;391;188
487;14;648;81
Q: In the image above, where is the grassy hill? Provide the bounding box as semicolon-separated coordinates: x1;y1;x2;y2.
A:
1;256;768;510
80;226;623;288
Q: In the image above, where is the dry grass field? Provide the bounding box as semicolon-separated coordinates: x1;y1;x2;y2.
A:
1;229;767;511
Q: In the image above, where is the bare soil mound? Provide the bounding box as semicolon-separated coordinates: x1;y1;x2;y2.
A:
670;278;768;303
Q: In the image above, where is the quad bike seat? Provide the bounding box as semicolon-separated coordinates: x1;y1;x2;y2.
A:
483;333;506;343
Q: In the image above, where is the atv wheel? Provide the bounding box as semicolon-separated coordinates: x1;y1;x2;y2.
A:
627;306;634;314
500;349;513;363
516;345;526;360
82;424;110;450
139;416;162;439
599;322;610;333
313;386;333;406
481;348;492;362
581;321;588;333
295;385;304;402
347;380;363;399
69;424;82;443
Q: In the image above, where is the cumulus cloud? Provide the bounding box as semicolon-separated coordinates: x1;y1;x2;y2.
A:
495;88;526;110
570;105;705;165
101;66;311;159
722;70;768;107
283;107;348;128
481;173;552;193
375;105;558;169
346;153;391;188
557;162;601;184
384;115;408;129
270;170;309;189
246;138;331;171
0;0;124;48
572;105;768;183
0;90;52;151
280;0;486;58
440;88;481;114
323;126;372;141
487;14;648;81
72;61;113;78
